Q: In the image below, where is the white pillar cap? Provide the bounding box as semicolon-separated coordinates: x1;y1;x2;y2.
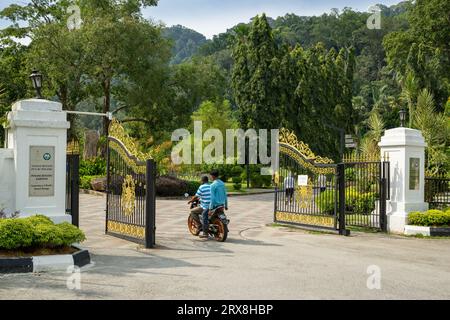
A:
379;127;427;148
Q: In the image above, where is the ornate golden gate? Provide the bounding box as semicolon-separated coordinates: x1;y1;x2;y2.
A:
274;129;340;232
105;120;156;248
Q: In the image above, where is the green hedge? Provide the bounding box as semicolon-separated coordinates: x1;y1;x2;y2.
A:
0;215;86;250
186;180;201;196
315;188;377;215
408;210;450;227
315;190;336;214
80;158;106;176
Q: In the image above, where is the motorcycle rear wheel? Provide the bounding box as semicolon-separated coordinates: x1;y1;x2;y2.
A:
187;215;201;236
212;218;228;242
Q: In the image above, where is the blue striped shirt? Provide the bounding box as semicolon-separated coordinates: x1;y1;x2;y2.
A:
196;183;211;209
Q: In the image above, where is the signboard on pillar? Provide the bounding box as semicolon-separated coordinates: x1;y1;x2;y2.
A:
29;146;55;197
409;158;420;191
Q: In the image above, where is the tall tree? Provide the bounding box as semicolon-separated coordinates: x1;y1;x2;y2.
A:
232;14;283;130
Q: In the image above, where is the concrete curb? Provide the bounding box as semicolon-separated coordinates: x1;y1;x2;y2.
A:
80;189;105;197
0;245;90;274
404;225;450;237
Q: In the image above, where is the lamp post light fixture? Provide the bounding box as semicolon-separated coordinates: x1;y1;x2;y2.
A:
29;70;43;99
399;108;407;128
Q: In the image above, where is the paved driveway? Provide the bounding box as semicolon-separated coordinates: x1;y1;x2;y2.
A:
1;193;450;299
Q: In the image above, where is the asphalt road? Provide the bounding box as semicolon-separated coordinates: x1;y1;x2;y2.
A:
1;193;449;299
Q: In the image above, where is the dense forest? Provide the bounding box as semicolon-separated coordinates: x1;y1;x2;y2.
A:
0;0;449;175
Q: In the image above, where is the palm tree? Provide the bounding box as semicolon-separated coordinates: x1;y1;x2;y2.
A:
397;71;419;127
359;111;385;159
411;89;450;174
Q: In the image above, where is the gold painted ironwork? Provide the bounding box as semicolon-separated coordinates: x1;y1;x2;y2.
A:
67;139;80;155
275;211;334;227
279;128;333;164
273;171;280;185
279;145;335;175
343;153;380;162
108;119;152;162
295;180;313;209
109;139;147;174
107;221;145;239
121;175;136;216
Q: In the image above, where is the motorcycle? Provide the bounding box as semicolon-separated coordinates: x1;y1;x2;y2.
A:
187;197;229;242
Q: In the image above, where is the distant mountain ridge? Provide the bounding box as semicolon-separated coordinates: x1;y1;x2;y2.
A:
162;25;207;64
163;1;410;64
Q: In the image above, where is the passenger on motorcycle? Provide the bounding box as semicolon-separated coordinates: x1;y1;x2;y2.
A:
203;169;228;238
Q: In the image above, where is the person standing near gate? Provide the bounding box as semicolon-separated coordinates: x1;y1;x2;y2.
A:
284;172;295;204
318;174;327;193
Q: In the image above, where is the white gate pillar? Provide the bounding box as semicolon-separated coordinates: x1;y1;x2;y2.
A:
379;127;428;233
7;99;70;223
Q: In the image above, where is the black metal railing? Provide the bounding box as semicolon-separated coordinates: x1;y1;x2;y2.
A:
425;175;450;210
66;153;80;227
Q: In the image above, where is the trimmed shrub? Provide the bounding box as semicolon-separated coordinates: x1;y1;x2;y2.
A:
315;190;336;214
232;176;242;191
156;175;188;197
33;223;65;247
345;168;356;182
408;210;450;227
186;180;201;196
56;222;86;245
0;219;34;250
345;187;359;210
80;158;106;176
231;166;244;177
28;215;53;226
0;217;86;250
354;192;377;215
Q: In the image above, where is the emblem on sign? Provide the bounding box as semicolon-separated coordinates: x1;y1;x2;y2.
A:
43;153;51;160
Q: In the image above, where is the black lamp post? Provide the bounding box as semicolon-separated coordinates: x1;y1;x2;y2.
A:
399;108;407;127
29;70;43;99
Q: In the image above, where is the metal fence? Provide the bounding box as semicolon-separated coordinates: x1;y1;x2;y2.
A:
425;175;450;209
342;160;389;231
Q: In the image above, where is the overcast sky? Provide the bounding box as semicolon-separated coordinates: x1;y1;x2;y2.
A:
1;0;402;38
